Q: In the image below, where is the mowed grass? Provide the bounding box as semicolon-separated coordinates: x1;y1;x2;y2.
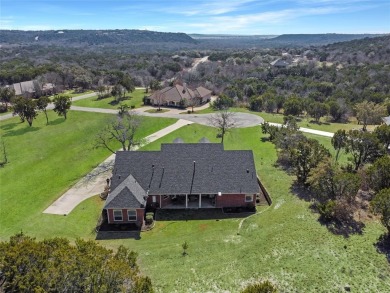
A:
0;111;176;239
0;118;389;292
101;125;389;292
72;89;146;109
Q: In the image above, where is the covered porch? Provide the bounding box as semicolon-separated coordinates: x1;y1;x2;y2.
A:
158;194;217;209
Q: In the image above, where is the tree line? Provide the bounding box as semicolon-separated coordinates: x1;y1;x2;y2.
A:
262;118;390;238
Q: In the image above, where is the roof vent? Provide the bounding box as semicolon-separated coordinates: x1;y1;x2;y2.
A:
246;169;249;173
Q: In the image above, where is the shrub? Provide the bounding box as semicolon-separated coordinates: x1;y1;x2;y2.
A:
145;213;154;225
241;280;278;293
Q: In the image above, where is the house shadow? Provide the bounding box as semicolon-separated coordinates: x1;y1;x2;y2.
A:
155;208;255;222
374;233;390;263
95;221;141;240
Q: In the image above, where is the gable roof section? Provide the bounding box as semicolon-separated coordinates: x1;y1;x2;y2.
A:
110;144;259;200
104;173;147;209
12;80;36;96
194;86;211;98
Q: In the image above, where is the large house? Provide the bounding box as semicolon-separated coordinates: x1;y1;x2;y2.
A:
102;143;271;228
146;84;211;108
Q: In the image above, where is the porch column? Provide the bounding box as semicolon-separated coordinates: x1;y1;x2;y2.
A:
185;194;188;208
199;194;202;208
159;195;161;208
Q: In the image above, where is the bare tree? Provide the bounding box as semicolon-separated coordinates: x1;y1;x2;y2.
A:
208;110;236;143
94;110;143;153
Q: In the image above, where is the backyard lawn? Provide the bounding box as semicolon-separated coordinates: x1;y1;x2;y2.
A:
72;89;146;109
0;117;388;292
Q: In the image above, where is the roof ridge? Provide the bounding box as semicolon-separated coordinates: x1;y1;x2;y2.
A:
105;173;147;207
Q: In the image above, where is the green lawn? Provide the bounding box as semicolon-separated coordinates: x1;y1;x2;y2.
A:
72;89;146;109
106;126;388;292
0;118;388;292
197;106;377;133
0;111;176;240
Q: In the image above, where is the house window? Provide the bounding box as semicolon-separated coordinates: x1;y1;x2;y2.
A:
245;195;253;202
113;210;123;221
127;210;137;221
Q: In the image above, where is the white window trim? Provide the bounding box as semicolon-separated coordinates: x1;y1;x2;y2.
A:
113;209;123;221
127;210;137;221
245;194;253;202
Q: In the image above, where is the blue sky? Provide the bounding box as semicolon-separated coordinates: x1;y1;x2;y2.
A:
1;0;389;34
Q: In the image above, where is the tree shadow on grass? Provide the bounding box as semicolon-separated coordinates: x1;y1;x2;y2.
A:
290;181;365;238
374;233;390;263
48;118;65;126
2;126;40;137
0;121;19;131
319;216;365;238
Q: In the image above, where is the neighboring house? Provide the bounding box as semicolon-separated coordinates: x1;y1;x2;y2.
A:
102;142;271;228
270;59;290;68
11;80;37;97
146;84;211;108
10;80;56;97
383;116;390;125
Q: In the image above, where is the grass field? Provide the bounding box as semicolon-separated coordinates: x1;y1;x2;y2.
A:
0;111;176;240
0;117;388;292
72;89;146;109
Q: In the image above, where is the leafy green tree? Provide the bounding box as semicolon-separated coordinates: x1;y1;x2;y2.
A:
53;95;71;120
11;96;38;126
283;115;299;131
344;130;384;170
249;96;263;111
261;122;279;141
0;87;15;111
0;233;153;292
11;96;27;122
367;155;390;193
371;188;390;234
307;101;329;123
331;129;347;161
24;98;38;127
373;124;390;150
241;280;278;293
291;138;330;184
354;101;386;131
37;96;50;125
211;94;234;110
283;96;303;116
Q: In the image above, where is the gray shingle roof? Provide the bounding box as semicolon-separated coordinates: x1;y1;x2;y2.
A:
104;173;147;209
108;143;259;209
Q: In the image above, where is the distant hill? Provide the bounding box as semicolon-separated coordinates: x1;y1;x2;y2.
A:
266;34;383;46
0;29;196;46
322;34;390;64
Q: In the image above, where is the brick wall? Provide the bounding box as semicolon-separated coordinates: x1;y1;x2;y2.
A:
215;194;256;208
107;208;144;227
